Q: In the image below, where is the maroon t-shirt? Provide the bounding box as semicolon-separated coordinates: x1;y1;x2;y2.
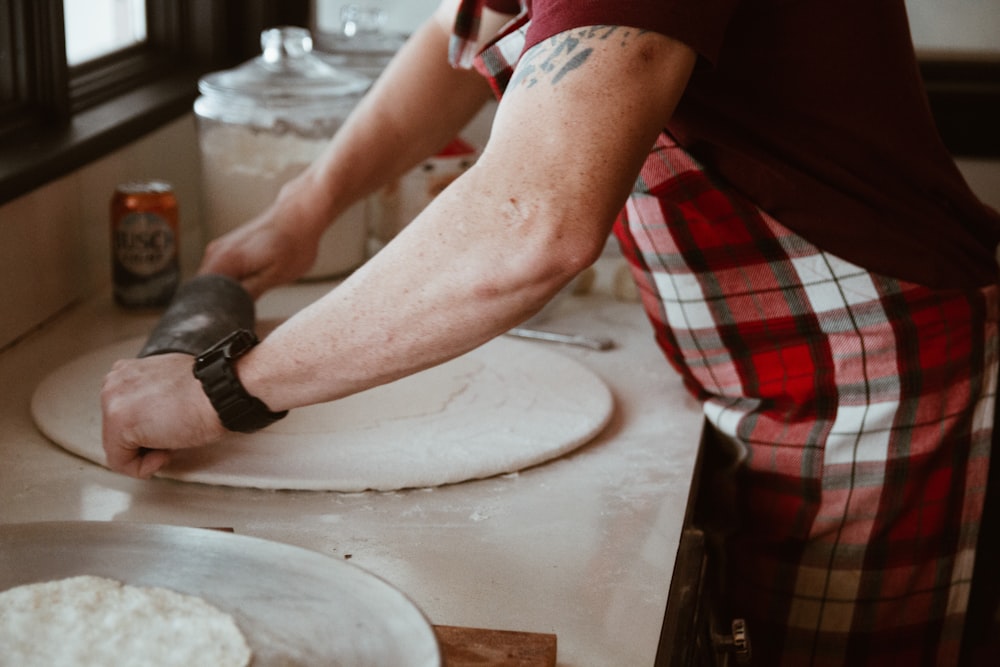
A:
484;0;1000;289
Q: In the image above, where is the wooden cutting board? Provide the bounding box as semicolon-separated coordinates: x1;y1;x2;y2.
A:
434;626;557;667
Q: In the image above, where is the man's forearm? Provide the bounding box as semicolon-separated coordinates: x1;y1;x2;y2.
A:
280;13;495;237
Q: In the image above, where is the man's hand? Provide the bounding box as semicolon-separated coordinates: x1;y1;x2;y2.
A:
101;353;226;479
198;211;322;299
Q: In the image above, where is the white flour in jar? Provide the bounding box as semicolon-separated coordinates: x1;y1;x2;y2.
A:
199;124;368;279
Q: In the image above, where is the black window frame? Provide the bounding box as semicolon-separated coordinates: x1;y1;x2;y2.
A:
0;0;309;206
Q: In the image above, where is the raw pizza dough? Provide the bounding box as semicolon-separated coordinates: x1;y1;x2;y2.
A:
31;335;613;491
0;575;251;667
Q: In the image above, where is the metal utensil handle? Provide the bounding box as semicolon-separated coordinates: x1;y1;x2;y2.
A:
506;327;615;351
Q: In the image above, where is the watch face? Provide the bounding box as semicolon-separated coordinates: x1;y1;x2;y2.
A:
223;329;258;359
195;329;257;365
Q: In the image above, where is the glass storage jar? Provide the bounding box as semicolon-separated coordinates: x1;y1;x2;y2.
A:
194;26;371;279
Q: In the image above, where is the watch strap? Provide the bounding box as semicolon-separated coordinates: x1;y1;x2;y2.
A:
193;330;288;433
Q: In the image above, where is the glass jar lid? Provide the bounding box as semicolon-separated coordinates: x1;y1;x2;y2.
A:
198;26;371;105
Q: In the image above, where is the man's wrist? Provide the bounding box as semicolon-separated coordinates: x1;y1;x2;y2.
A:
192;330;288;433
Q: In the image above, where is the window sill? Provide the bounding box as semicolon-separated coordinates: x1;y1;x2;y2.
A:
0;69;200;206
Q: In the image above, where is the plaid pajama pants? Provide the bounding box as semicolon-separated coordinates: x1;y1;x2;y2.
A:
450;2;1000;662
615;134;999;665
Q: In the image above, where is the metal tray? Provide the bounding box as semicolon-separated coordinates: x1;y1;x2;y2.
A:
0;521;441;666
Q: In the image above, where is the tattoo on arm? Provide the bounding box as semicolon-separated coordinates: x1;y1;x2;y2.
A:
509;25;650;89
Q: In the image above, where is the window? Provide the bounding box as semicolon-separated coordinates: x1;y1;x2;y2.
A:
64;0;147;67
0;0;310;206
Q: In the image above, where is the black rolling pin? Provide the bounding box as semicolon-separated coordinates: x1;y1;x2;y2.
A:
137;274;255;358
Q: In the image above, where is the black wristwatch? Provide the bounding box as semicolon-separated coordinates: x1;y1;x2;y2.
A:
193;329;288;433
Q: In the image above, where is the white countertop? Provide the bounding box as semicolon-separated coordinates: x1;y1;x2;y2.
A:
0;276;703;666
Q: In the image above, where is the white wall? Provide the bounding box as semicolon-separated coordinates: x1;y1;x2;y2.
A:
0;116;204;349
959;160;1000;214
905;0;1000;58
314;0;437;35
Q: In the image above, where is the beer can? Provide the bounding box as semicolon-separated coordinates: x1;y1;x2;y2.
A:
110;180;180;309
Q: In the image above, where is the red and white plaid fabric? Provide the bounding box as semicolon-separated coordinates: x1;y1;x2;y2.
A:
450;3;1000;663
615;135;999;664
448;0;528;96
448;0;485;68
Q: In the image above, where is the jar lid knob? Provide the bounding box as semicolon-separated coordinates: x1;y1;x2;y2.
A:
261;26;313;64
